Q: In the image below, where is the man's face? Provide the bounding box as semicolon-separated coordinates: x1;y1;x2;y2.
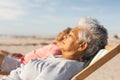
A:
57;27;80;52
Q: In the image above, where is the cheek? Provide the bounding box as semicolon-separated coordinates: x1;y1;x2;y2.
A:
64;41;76;50
69;41;79;51
59;42;71;51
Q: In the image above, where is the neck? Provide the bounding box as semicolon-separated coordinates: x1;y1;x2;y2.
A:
61;51;83;61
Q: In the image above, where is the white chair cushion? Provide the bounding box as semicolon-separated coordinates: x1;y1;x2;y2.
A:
89;49;108;65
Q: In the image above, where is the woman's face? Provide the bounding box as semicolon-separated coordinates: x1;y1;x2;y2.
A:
56;28;71;41
57;27;80;52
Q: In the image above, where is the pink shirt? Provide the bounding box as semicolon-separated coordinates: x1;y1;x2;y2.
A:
21;42;61;64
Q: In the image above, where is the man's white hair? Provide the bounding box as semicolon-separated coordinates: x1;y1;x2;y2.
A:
76;16;108;61
77;16;99;26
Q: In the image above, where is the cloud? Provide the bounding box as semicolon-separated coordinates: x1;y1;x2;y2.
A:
80;0;99;2
27;0;57;12
71;6;93;12
0;0;57;20
0;0;26;20
0;8;25;20
31;0;48;3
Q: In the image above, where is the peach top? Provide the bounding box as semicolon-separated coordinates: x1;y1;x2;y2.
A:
21;42;61;64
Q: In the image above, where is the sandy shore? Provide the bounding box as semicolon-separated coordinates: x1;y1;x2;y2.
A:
0;35;120;80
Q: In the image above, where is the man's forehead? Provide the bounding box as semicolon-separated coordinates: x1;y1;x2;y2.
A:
71;26;87;35
72;26;87;31
71;27;81;33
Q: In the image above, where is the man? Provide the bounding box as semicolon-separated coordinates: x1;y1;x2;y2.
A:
2;17;108;80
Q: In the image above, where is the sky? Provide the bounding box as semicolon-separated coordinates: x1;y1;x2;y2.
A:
0;0;120;36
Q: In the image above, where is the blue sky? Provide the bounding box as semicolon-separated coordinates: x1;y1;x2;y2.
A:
0;0;120;36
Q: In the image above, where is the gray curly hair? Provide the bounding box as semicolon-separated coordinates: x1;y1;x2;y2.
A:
77;17;108;61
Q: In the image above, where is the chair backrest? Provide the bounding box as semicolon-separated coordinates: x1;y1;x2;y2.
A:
89;49;108;66
71;44;120;80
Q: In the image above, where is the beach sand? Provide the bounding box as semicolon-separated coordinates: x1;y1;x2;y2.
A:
0;35;120;80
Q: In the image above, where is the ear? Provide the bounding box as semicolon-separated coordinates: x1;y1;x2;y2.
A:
78;42;88;51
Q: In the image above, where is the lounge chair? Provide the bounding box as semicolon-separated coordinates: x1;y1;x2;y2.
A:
71;44;120;80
